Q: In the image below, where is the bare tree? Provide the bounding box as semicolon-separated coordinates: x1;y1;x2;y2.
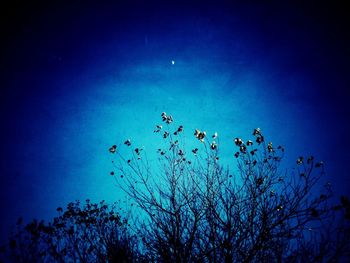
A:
110;113;350;262
2;113;349;262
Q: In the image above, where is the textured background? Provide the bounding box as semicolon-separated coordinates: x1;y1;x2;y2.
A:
1;1;349;243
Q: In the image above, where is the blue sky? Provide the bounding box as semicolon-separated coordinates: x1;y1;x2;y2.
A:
1;1;349;242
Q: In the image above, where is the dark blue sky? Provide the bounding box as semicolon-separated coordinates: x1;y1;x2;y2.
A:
1;1;350;242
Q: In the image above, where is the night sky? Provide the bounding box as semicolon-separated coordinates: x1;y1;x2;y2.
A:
1;1;350;243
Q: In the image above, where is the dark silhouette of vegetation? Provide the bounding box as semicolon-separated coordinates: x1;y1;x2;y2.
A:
1;200;139;262
2;113;350;262
111;113;350;262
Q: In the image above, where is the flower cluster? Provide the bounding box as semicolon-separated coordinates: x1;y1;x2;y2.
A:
161;112;173;124
233;137;249;156
253;128;264;144
233;128;284;164
109;115;324;181
296;155;323;168
194;129;206;142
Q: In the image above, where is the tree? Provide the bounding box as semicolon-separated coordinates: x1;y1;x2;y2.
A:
1;200;139;263
110;112;350;262
2;113;350;262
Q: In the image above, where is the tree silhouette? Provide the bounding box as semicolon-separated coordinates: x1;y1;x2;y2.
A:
110;113;350;262
1;200;139;262
2;113;350;262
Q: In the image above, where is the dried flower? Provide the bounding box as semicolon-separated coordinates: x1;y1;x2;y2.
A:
177;125;184;133
154;125;162;133
250;149;257;155
109;145;117;153
234;138;243;146
253;128;261;136
124;139;131;146
161;112;167;121
240;145;247;153
198;131;206;142
256;135;264;144
161;112;173;124
135;148;143;155
194;129;200;138
267;142;273;152
296;156;304;165
165;115;173;124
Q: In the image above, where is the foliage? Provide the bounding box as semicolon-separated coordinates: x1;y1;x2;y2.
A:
1;200;139;263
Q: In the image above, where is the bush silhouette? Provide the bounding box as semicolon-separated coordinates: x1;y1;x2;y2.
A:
1;200;139;262
2;113;350;262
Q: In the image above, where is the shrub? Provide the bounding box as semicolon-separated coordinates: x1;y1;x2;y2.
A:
2;200;139;262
